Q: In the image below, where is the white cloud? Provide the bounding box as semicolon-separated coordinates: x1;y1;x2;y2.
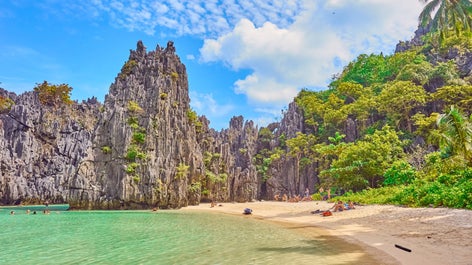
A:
78;0;305;37
40;0;426;128
200;0;425;109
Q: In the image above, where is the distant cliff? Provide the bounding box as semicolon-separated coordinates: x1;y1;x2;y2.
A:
0;41;276;209
7;40;385;209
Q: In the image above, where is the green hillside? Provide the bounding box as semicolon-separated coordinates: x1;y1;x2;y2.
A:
279;1;472;209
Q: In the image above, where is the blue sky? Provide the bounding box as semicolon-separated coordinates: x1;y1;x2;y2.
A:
0;0;424;130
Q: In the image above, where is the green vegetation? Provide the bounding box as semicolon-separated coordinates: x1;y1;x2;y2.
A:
119;60;137;79
124;100;147;183
127;100;144;113
170;71;179;81
187;109;203;133
34;81;73;107
274;6;472;209
176;163;190;179
419;0;472;43
0;95;14;113
101;146;112;154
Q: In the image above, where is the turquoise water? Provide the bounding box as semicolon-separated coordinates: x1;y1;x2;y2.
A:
1;209;382;264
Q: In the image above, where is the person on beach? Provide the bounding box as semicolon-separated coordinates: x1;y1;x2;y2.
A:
304;188;309;198
345;201;355;210
331;200;345;212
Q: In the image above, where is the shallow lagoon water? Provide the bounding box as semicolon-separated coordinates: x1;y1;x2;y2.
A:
1;209;382;264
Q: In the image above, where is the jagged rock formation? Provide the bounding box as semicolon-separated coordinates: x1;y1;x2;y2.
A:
0;88;99;206
396;25;472;82
257;102;317;200
84;40;205;209
0;41;265;209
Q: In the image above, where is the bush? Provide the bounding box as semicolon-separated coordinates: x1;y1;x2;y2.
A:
120;60;137;79
132;132;146;144
101;146;112;154
126;146;138;161
127;100;143;113
34;81;72;107
0;95;14;113
384;161;416;186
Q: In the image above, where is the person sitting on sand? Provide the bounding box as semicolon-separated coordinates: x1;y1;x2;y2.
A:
331;200;346;212
345;201;355;210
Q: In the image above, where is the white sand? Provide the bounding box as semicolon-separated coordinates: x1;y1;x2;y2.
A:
182;201;472;265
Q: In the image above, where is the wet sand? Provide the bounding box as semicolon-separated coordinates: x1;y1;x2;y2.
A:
182;201;472;265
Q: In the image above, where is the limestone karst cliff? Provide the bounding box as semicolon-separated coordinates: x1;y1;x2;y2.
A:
0;41;271;209
0;40;327;209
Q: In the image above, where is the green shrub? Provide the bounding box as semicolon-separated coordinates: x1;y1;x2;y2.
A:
127;100;143;113
120;60;137;79
126;146;138;161
126;162;139;174
0;95;14;113
170;72;179;80
132;132;146;144
132;176;140;184
383;161;416;186
311;193;322;200
34;81;73;107
101;146;112;154
176;163;190;179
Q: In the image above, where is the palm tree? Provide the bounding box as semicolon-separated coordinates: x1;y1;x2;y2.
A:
418;0;472;38
437;105;472;164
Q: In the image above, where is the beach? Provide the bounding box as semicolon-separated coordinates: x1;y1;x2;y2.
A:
182;201;472;265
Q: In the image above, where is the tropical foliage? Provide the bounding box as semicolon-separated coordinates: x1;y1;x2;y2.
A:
34;81;73;107
0;95;14;113
266;5;472;208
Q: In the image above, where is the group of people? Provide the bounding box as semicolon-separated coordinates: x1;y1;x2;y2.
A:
273;188;313;203
9;209;51;215
331;200;355;212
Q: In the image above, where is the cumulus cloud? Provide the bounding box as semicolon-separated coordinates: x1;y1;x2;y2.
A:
39;0;425;127
200;0;424;108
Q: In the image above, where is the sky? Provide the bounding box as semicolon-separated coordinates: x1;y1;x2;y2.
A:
0;0;425;130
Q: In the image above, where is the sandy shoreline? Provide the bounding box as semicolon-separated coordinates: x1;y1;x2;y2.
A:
182;201;472;265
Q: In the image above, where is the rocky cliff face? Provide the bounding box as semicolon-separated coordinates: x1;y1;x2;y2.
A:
258;101;318;200
0;89;99;206
0;41;267;209
84;41;205;209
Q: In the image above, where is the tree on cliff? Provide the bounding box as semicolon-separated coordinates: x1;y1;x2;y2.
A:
0;95;14;113
34;81;73;107
419;0;472;39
